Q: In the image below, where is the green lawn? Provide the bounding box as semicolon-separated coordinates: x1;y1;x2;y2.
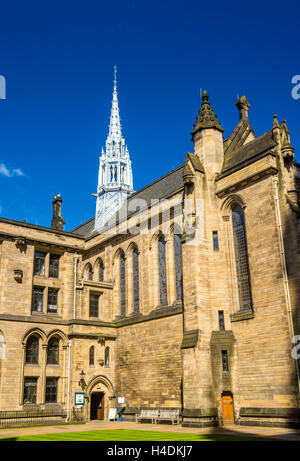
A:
0;429;275;441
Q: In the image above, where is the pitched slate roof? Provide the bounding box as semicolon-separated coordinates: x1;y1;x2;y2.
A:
71;165;185;238
221;129;276;176
223;118;255;155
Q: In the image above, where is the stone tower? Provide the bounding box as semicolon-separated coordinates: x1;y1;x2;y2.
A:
95;67;134;230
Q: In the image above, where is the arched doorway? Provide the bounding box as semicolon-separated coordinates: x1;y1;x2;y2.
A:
85;375;115;421
90;392;105;420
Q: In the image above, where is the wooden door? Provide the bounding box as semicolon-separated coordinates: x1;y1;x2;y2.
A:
222;394;234;424
97;393;104;420
91;392;105;420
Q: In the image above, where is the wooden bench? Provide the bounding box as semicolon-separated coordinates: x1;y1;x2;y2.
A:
156;409;180;424
135;409;159;424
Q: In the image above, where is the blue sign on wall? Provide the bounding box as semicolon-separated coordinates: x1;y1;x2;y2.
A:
74;392;85;405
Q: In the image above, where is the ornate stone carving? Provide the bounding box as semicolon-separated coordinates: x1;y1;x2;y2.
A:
95;67;134;230
14;269;23;283
97;336;106;346
15;237;26;252
191;90;224;138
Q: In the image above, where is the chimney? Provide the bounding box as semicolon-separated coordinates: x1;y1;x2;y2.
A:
51;195;65;231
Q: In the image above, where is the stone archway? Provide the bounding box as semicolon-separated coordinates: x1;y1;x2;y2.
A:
85;375;115;421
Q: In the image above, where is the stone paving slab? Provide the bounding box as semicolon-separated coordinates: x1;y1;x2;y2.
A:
0;420;299;440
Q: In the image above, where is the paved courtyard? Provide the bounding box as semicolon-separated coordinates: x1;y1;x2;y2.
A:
0;420;299;441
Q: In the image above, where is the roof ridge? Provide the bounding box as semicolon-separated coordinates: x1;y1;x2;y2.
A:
71;163;185;235
70;216;95;232
128;163;184;199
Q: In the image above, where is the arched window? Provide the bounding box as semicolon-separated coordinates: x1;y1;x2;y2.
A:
132;247;140;312
99;260;104;282
0;331;6;359
232;205;252;311
120;251;126;317
174;232;183;302
158;236;168;306
105;347;110;367
89;346;95;366
84;263;93;281
25;336;39;364
47;337;59;365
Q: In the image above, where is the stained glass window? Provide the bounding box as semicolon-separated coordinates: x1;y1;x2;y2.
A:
222;350;229;372
99;260;104;282
213;231;219;250
218;310;225;330
158;236;168;306
120;251;126;316
232;205;252;311
132;247;140;312
174;233;182;301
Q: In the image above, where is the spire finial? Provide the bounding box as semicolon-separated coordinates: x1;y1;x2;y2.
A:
235;95;251;120
191;90;224;135
272;114;280;130
201;90;209;102
114;65;117;87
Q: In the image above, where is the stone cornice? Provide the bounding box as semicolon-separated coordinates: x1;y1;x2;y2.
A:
0;217;84;239
82;280;114;290
68;332;116;340
0;304;183;329
0;230;84;253
216;166;278;198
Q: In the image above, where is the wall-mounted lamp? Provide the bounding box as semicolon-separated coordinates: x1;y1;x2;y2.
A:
78;369;86;390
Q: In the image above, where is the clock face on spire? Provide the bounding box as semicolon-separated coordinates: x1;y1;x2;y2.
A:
95;68;133;231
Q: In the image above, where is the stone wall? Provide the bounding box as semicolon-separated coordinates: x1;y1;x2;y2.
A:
116;313;183;413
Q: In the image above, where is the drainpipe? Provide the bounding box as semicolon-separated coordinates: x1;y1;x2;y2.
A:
66;339;72;422
272;176;300;396
73;252;78;319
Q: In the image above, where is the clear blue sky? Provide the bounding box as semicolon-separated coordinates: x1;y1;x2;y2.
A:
0;0;299;231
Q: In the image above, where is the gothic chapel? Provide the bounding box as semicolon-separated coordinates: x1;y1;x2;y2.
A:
0;68;300;428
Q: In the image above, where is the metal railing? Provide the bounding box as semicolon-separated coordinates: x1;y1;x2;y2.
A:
0;409;68;428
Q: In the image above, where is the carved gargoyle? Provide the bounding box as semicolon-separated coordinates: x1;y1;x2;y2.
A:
97;336;105;346
15;237;27;253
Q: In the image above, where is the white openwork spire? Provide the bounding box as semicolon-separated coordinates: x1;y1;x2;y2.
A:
95;66;134;230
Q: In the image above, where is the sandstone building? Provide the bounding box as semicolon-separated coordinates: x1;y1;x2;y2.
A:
0;73;300;428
